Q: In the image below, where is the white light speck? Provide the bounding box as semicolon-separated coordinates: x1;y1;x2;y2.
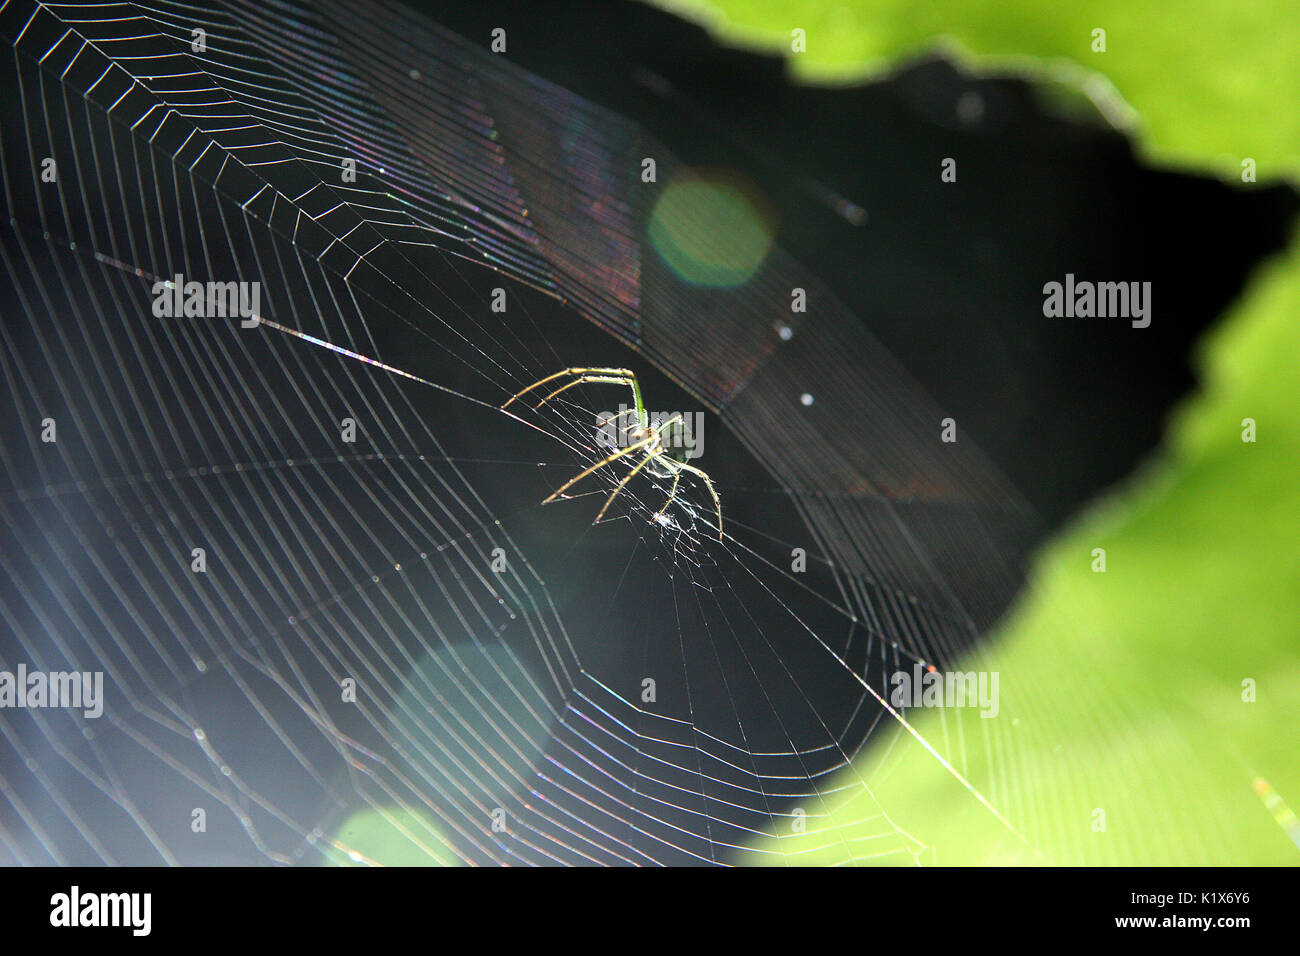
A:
957;91;985;125
800;393;814;406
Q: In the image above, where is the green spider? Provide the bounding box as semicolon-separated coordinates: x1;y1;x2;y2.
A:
502;367;722;540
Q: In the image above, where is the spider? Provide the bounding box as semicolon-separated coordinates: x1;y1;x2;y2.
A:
502;367;722;540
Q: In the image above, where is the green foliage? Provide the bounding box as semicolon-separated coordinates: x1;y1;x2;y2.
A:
668;1;1299;176
657;0;1300;863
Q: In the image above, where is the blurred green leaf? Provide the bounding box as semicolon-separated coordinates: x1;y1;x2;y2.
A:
667;1;1299;176
657;0;1300;863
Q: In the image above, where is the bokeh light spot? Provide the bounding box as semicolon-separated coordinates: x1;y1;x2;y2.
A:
648;169;777;287
330;807;461;867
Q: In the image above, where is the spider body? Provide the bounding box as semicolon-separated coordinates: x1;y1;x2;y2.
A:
503;368;722;540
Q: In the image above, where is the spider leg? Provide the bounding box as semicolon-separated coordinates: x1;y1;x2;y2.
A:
653;469;682;520
595;406;639;429
670;460;723;541
639;412;682;438
594;451;656;524
501;367;637;411
543;431;659;503
536;374;637;411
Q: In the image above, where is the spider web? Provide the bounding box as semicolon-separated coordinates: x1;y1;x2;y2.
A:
0;0;1039;865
